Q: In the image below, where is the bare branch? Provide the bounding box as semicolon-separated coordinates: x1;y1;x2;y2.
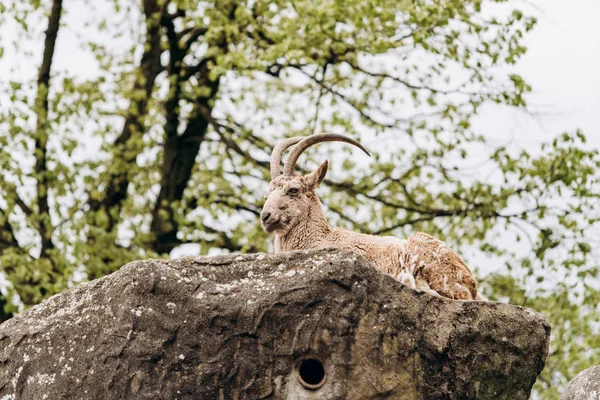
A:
343;60;475;95
182;26;208;49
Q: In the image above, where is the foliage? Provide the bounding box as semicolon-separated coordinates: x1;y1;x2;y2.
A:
0;0;598;397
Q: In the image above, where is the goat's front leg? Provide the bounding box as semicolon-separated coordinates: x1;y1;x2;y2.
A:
403;232;481;300
396;270;416;289
385;242;417;290
394;248;441;297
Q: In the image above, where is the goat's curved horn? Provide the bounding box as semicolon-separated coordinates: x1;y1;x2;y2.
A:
270;137;305;179
283;133;371;176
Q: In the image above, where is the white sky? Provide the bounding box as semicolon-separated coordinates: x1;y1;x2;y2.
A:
473;0;600;148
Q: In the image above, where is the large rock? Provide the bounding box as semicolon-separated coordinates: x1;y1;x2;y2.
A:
0;249;550;399
562;366;600;400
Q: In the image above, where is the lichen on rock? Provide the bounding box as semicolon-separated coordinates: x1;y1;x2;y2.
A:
561;365;600;400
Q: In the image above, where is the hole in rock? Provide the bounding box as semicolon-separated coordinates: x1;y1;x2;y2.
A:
297;358;326;389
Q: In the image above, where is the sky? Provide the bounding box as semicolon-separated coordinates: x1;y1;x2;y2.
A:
473;0;600;148
463;0;600;277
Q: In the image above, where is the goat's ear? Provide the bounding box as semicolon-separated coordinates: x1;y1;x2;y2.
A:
305;159;328;190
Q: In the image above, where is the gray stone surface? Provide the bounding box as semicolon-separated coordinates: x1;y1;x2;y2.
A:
0;249;550;399
562;365;600;400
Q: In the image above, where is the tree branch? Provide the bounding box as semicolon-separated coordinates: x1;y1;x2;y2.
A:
0;210;20;252
182;26;208;49
163;12;184;139
34;0;63;255
343;60;475;95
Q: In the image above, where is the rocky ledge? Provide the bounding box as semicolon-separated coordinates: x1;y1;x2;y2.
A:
0;249;550;399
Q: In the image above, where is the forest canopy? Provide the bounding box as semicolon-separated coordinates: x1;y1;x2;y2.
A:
0;0;599;397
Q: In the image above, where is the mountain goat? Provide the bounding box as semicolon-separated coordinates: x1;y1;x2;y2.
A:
261;134;483;300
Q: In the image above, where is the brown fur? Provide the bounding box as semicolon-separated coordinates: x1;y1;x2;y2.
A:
261;161;483;300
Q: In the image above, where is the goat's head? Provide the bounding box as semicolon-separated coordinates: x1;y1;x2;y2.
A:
261;134;370;235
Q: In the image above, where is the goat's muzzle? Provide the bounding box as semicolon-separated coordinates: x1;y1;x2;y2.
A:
260;211;281;233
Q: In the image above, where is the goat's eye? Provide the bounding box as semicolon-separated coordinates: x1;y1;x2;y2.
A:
286;188;299;196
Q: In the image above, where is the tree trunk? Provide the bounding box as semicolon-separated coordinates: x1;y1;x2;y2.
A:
34;0;63;255
149;76;220;254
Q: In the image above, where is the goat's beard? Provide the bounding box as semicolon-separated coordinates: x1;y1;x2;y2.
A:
263;215;297;235
263;221;282;233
